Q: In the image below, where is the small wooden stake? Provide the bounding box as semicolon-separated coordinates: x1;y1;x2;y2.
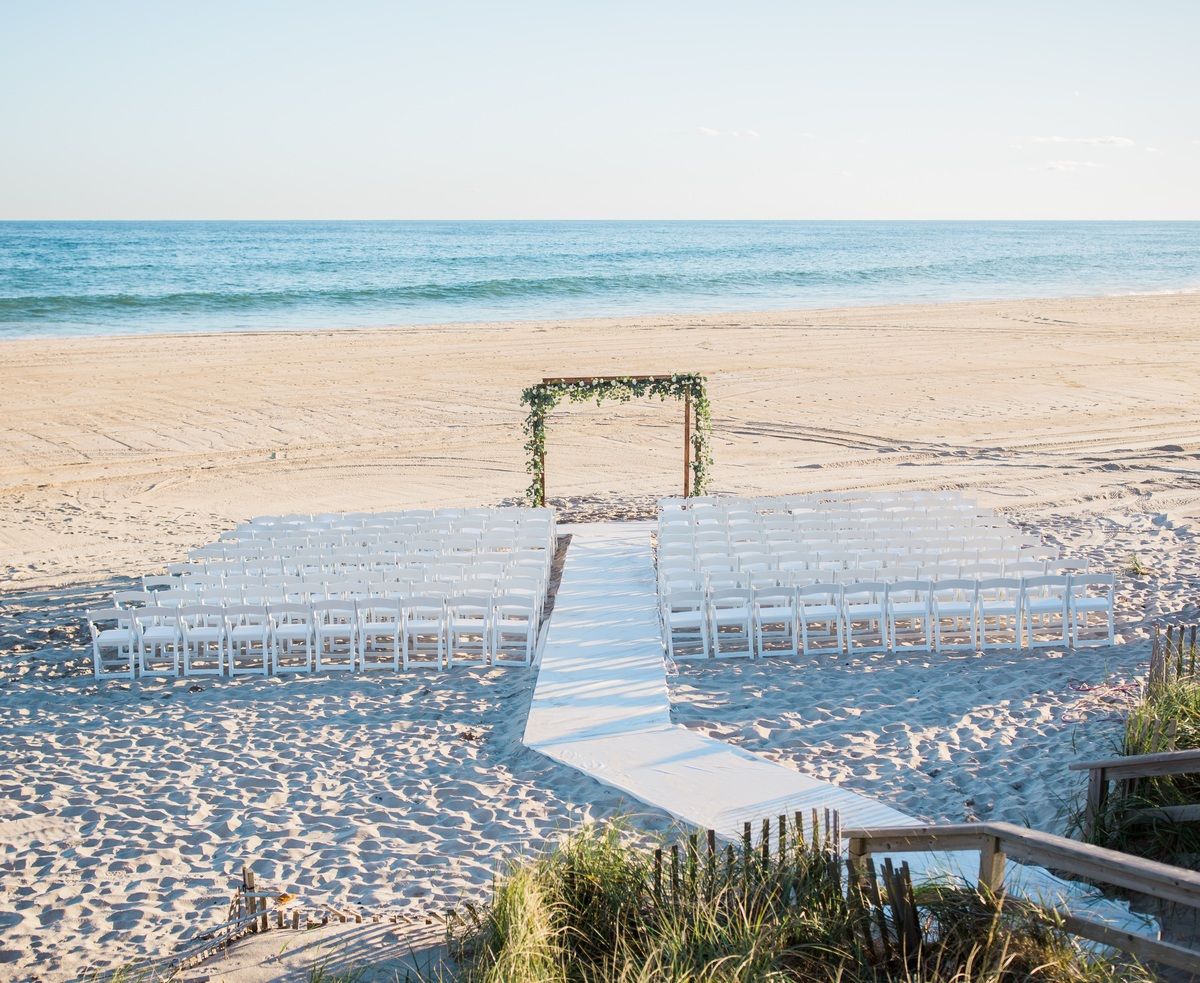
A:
671;843;680;902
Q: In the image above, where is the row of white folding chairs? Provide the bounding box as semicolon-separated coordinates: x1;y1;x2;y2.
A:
155;559;549;588
228;518;555;537
662;492;974;510
243;507;553;527
661;503;995;529
661;503;989;522
169;548;550;577
162;555;551;585
660;514;1019;536
234;517;554;542
168;552;552;582
658;558;1089;595
123;572;547;616
659;538;1045;562
658;547;1071;578
194;532;552;560
658;525;1030;549
661;574;1116;660
87;593;540;680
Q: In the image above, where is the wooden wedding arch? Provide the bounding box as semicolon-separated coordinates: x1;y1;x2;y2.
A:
520;374;712;506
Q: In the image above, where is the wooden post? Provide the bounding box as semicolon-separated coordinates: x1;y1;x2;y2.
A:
977;835;1007;895
538;448;546;507
1084;767;1108;840
683;393;692;498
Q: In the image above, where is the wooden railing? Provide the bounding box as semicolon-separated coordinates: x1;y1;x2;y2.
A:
844;820;1200;974
1070;747;1200;837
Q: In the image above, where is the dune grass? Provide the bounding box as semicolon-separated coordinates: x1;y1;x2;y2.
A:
1078;663;1200;865
446;821;1148;982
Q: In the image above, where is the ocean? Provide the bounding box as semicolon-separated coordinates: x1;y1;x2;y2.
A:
1;220;1198;339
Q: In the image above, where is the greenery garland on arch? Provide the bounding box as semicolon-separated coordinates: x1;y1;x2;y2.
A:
520;373;713;506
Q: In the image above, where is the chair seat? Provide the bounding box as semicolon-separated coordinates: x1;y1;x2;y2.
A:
1026;598;1066;613
844;604;883;617
141;626;181;642
407;618;442;631
1071;597;1111;612
96;628;134;646
185;627;223;643
980;602;1018;615
890;602;929;617
362;621;398;633
712;606;751;620
230;626;267;641
799;604;839;619
935;602;973;616
273;625;311;640
668;610;704;627
755;606;793;620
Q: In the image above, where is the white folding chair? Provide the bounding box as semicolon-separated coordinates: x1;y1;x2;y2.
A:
1021;575;1070;649
358;596;402;671
114;590;157;610
269;603;315;674
661;589;710;660
313;600;359;671
1068;574;1116;648
180;605;226;676
402;595;446;669
752;586;797;657
492;593;537;667
224;605;270;676
446;593;493;667
797;583;844;657
886;580;933;652
708;588;755;659
843;581;888;654
931;580;978;653
134;606;183;677
977;577;1023;650
86;608;137;679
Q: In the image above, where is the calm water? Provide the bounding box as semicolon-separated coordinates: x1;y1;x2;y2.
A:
1;221;1198;339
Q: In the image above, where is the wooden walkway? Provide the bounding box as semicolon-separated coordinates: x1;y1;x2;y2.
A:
524;522;1150;930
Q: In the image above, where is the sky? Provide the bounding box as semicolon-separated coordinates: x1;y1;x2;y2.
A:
2;1;1198;220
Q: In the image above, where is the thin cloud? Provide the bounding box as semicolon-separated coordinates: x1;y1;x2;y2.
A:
1030;135;1135;147
1042;159;1105;172
695;126;760;140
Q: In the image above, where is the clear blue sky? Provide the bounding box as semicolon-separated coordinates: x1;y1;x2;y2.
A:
2;1;1197;220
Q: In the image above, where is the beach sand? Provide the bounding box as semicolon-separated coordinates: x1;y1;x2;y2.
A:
2;294;1199;978
3;293;1198;591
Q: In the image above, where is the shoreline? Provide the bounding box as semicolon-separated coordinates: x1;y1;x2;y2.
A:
3;286;1200;346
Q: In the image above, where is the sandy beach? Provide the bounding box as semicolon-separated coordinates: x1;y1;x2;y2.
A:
3;293;1199;592
2;293;1200;978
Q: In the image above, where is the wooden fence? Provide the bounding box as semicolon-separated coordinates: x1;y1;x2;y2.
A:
845;819;1200;974
1072;747;1200;838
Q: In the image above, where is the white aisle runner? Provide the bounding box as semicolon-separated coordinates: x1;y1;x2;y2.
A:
523;521;1148;932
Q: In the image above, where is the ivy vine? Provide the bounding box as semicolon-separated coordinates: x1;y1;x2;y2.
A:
520;374;713;506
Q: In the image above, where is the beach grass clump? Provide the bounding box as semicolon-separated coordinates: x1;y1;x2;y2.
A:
1123;554;1150;578
448;820;1146;982
1073;623;1200;864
